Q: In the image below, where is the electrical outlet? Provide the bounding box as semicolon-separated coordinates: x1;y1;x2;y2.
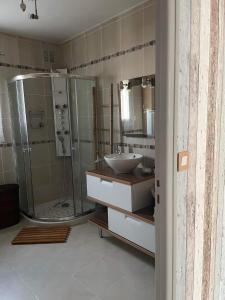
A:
177;151;189;172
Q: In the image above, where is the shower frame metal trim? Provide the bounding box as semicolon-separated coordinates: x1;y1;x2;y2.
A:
9;73;96;83
8;72;97;223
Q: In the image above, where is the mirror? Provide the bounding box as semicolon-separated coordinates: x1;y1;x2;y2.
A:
119;75;155;138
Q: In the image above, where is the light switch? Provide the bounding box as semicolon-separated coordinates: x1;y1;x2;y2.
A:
177;151;189;172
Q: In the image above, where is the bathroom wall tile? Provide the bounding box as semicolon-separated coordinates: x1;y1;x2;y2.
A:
102;19;121;56
45;95;54;119
87;28;102;62
4;170;17;184
30;144;50;167
48;143;57;162
102;106;110;130
50;163;65;185
121;8;143;50
27;126;48;142
71;67;87;77
33;184;54;204
0;93;10;118
0;67;20;81
102;88;111;106
144;46;155;75
0;172;4;184
25;94;46;112
79;129;94;141
143;3;156;43
0;148;3;173
0;117;13;143
32;165;51;187
102;56;123;85
44;78;52;96
1;147;15;171
46;119;55;140
86;61;103;79
0;33;19;65
60;42;73;69
80;143;95;164
113;107;120;130
121;49;144;79
18;38;43;68
23;78;45;96
72;35;88;67
0;77;8;94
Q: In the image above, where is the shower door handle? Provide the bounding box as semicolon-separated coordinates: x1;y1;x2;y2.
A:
22;147;32;152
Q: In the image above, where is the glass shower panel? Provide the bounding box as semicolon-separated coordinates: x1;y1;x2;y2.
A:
8;81;34;216
23;78;75;220
70;78;96;214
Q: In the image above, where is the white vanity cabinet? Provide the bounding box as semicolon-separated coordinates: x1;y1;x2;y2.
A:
87;168;155;257
108;208;155;253
86;173;154;212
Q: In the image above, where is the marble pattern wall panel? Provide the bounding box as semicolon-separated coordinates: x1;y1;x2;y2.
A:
175;0;225;299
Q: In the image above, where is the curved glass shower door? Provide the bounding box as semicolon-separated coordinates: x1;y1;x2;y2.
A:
24;77;75;220
8;80;34;217
69;77;96;214
8;73;96;222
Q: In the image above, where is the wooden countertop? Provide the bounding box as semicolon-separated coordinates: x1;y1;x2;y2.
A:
86;168;154;185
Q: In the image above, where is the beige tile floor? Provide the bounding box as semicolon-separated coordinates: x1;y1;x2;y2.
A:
0;219;155;300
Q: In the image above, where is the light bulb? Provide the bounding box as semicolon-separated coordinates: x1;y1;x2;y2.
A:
20;0;26;12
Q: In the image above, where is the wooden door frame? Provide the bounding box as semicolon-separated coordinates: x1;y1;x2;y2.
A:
155;0;176;299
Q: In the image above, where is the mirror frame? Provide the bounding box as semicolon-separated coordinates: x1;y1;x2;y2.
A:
118;74;155;138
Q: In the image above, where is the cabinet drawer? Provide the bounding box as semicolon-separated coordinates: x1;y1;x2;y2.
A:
108;208;155;253
86;174;153;212
87;174;132;211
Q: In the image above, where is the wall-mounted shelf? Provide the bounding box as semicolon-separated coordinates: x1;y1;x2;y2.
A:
89;212;155;257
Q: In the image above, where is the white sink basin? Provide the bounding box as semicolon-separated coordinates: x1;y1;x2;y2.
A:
104;153;143;174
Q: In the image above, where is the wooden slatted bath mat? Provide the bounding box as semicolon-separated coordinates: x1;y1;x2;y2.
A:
11;226;71;245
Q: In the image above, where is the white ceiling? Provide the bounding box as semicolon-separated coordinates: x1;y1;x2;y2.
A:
0;0;146;44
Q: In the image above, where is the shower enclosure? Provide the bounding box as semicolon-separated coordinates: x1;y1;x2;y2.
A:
8;73;96;222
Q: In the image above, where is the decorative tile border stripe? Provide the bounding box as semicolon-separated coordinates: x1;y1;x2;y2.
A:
1;139;155;150
0;140;55;148
121;143;155;150
0;62;49;72
30;139;55;145
0;142;13;148
70;40;156;72
98;141;155;150
0;40;155;73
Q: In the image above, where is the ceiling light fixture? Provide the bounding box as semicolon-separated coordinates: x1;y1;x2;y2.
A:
29;0;39;20
19;0;39;20
20;0;26;12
